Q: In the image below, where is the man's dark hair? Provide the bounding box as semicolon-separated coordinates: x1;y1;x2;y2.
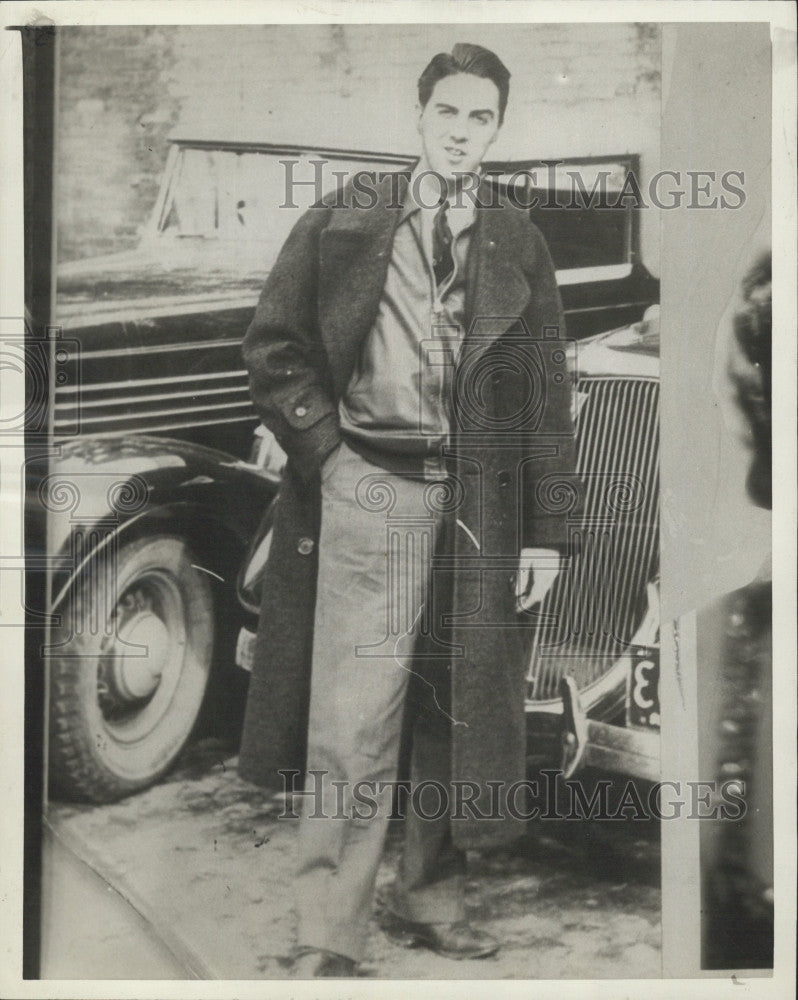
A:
417;43;511;125
731;251;771;509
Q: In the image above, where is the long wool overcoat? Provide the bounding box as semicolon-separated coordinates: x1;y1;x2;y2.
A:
237;171;577;849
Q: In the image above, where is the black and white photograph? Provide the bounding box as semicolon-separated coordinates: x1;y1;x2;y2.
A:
0;2;794;996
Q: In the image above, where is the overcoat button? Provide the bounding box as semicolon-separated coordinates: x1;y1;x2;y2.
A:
294;405;308;418
497;470;511;487
297;537;315;555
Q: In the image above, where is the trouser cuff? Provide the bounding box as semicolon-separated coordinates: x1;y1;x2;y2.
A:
297;924;365;964
385;876;466;925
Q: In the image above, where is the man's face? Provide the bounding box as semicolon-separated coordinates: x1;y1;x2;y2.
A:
417;72;501;180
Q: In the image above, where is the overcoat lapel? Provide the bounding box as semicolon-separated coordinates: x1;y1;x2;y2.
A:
317;172;408;396
464;179;533;353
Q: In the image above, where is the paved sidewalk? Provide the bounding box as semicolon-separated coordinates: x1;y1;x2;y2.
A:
40;824;188;979
45;738;661;980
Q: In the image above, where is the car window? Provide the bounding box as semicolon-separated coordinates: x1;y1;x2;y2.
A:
161;148;300;243
159;147;398;247
489;160;633;276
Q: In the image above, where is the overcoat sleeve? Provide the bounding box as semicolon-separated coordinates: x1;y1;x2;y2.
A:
520;224;580;551
242;205;342;480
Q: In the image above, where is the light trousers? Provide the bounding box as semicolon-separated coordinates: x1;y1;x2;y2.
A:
295;440;465;961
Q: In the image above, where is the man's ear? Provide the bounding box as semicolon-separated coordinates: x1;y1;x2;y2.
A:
415;103;424;134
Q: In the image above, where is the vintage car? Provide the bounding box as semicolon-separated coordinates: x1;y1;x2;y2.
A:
45;137;660;802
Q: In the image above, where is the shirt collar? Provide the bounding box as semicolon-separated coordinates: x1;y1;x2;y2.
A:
400;162;479;234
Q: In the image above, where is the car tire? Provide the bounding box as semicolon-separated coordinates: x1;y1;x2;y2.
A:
48;534;214;803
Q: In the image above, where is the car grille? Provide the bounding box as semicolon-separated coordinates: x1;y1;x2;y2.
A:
526;374;659;704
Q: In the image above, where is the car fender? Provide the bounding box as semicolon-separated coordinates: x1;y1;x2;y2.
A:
42;434;279;611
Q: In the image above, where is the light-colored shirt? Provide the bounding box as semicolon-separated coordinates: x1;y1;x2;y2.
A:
338;168;476;479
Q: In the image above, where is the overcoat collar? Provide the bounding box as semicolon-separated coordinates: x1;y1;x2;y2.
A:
317;168;532;396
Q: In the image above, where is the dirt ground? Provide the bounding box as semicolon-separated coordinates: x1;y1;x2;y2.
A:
44;737;661;981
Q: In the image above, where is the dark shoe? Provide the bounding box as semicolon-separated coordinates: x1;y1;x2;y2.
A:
378;908;499;960
292;947;358;978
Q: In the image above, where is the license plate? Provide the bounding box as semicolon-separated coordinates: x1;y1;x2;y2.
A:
627;646;660;728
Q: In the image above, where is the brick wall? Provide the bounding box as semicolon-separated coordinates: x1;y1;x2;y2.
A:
57;26;179;260
56;23;660;262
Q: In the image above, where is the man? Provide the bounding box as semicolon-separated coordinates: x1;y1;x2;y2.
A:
238;43;577;977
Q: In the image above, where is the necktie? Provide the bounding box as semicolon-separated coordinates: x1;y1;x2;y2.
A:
432;200;454;290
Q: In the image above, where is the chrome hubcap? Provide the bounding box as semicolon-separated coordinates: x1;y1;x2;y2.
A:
111;611;170;700
98;581;181;721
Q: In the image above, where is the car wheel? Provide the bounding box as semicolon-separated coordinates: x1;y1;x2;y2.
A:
48;535;214;803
